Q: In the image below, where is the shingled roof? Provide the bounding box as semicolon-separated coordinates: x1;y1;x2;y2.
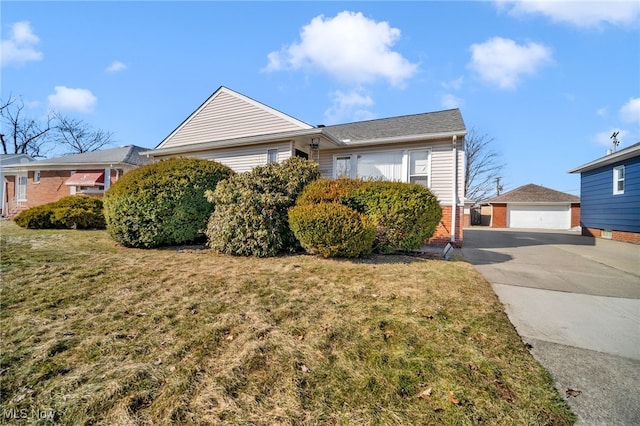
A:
323;109;466;143
3;145;152;169
489;184;579;204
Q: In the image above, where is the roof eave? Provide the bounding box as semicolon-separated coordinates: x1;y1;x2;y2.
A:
143;128;344;157
2;161;135;170
340;130;467;147
569;144;640;173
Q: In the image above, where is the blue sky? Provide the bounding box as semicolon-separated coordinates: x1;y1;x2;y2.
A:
2;1;639;196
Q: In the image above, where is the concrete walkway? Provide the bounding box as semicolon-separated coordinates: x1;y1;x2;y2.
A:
462;228;640;425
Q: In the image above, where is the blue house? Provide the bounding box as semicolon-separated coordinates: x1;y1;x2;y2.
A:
569;142;640;243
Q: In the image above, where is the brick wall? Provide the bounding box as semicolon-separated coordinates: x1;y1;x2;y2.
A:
582;227;640;244
571;203;580;228
25;170;72;208
428;205;464;247
491;203;507;228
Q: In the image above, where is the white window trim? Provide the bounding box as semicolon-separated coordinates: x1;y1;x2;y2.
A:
16;173;27;201
613;165;625;195
332;148;432;187
33;170;41;184
407;148;432;187
267;148;278;164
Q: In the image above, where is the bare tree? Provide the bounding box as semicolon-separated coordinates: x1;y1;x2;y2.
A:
53;113;115;154
464;128;505;202
0;96;53;157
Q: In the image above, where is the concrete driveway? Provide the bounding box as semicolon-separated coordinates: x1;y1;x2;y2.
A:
462;228;640;425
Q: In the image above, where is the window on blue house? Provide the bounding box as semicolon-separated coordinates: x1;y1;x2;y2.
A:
613;166;625;195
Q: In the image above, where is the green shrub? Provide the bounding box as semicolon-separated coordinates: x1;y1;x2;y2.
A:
14;195;105;229
343;181;442;253
288;203;375;258
295;178;365;206
103;157;233;248
206;157;320;257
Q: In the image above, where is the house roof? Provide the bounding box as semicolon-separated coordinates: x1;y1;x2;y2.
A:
323;109;466;144
488;184;579;204
569;142;640;174
145;87;467;157
2;145;152;170
0;154;35;166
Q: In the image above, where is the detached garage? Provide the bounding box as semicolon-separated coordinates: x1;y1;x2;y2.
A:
489;184;580;230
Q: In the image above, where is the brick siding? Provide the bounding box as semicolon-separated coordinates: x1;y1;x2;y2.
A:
582;227;640;244
491;203;507;228
571;203;580;228
428;205;464;247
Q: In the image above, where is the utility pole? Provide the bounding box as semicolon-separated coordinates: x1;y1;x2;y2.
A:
495;177;503;196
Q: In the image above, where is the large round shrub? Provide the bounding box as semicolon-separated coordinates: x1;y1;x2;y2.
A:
288;202;375;258
343;181;442;253
103;157;233;248
14;195;105;229
205;157;320;257
296;177;365;206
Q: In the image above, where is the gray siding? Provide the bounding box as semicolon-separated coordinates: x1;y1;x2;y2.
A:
160;90;310;149
154;143;293;173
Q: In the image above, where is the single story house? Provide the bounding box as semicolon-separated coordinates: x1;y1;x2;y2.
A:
143;86;467;246
569;142;640;243
487;184;580;230
2;145;151;217
1;154;34;216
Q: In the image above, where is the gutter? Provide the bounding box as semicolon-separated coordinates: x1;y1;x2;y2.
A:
451;135;458;244
339;130;467;147
143;128;344;157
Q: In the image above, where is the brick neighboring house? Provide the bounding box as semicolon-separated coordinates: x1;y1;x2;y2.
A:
2;145;151;217
1;154;34;216
488;184;580;230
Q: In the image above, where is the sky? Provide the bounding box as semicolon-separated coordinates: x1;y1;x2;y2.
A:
2;1;639;196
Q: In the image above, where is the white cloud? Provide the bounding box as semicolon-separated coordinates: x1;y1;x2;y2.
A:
594;128;629;147
441;76;464;91
496;0;640;28
468;37;552;89
596;107;608;117
48;86;97;113
1;21;43;67
264;11;418;87
106;60;127;73
619;97;640;123
441;94;463;109
324;89;376;124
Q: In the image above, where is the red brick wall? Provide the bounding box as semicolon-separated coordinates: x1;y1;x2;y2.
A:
428;205;464;247
571;203;580;228
582;227;640;244
25;170;72;208
491;203;507;228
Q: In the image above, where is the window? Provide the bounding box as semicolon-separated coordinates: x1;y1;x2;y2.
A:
356;152;403;181
335;155;352;178
33;170;41;183
16;174;27;201
408;150;430;186
267;149;278;164
333;149;432;185
613;166;625;195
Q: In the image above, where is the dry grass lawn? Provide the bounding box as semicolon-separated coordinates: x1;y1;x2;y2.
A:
0;221;574;425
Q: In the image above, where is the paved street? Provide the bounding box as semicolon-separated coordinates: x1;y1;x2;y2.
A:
462;228;640;425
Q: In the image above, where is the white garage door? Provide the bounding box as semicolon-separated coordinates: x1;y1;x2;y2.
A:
507;204;570;229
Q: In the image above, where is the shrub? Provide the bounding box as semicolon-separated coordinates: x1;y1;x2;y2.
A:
103;157;233;248
288;203;375;258
343;181;442;253
206;157;320;257
295;178;365;206
14;195;105;229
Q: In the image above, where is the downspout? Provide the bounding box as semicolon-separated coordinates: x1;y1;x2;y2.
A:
451;135;458;244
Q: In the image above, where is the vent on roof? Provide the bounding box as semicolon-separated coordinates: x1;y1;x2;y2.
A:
317;124;325;128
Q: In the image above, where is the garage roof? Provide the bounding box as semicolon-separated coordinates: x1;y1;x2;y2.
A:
489;184;579;204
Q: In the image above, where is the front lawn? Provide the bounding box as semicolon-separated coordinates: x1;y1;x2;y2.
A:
0;221;574;425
